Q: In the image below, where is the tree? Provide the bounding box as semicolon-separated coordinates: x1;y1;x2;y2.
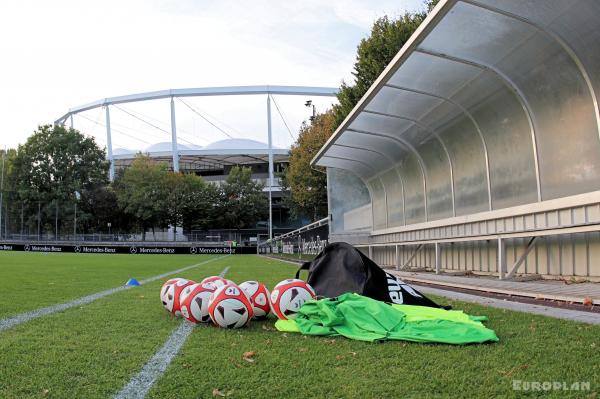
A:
332;0;439;128
214;166;267;229
283;2;439;222
164;172;218;240
180;178;220;232
8;125;109;237
113;155;169;240
282;111;335;221
79;185;135;237
0;148;17;237
9;125;109;203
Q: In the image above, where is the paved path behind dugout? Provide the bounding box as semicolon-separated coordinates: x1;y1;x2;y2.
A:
389;270;600;325
390;270;600;305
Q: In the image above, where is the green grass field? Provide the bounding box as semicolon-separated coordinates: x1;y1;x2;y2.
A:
0;252;598;398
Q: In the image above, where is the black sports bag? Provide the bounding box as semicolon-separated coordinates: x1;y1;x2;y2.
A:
295;242;443;308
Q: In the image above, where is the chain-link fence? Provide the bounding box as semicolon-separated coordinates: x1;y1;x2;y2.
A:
0;197;294;244
258;217;329;263
0;199;95;241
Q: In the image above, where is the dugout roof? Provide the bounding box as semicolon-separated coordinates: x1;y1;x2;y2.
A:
313;0;600;228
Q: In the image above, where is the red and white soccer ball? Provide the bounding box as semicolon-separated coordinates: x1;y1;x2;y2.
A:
201;276;234;289
270;279;316;320
160;278;185;310
160;278;195;316
179;282;217;323
208;283;253;328
239;281;271;319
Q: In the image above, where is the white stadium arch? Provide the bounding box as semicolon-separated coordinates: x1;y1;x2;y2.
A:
55;85;338;240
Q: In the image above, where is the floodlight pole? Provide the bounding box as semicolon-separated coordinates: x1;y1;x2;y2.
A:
0;148;5;240
37;202;41;241
267;95;274;241
69;114;74;129
73;202;77;239
105;105;115;181
74;191;80;240
170;97;180;173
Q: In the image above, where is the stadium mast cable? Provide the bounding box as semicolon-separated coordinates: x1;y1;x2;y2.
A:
177;98;234;140
75;113;152;146
116;104;207;145
269;94;296;141
113;104;198;147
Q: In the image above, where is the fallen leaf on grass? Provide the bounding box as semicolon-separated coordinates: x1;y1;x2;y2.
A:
42;389;49;397
323;339;336;344
591;342;596;348
262;325;272;331
281;333;288;338
335;355;345;360
243;351;256;362
299;347;308;352
349;351;357;356
497;364;529;378
212;388;234;397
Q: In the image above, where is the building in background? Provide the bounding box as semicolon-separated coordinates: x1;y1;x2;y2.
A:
113;138;298;232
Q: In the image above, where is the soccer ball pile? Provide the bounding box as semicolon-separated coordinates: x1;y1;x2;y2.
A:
160;276;315;329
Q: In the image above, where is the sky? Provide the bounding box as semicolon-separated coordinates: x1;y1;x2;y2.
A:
0;0;426;152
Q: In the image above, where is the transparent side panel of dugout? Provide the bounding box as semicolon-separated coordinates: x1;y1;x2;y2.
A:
327;168;372;234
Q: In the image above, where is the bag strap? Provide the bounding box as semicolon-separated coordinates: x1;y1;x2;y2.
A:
295;261;311;279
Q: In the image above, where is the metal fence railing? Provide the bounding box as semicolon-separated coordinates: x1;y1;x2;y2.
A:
1;229;298;246
258;217;329;263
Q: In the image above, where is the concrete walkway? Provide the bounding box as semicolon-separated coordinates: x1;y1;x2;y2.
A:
412;284;600;325
390;270;600;305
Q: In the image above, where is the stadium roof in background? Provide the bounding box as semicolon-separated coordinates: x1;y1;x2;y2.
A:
113;138;289;166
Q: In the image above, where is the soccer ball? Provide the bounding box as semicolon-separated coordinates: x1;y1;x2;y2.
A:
270;279;316;320
208;283;253;328
160;278;186;311
201;275;234;289
160;278;195;316
179;282;217;323
239;281;271;319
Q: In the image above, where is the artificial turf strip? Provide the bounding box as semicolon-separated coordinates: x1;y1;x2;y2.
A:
0;258;233;399
0;254;598;398
0;252;217;318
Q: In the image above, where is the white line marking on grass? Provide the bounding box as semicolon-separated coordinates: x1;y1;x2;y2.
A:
114;265;230;399
114;322;195;399
0;256;227;332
